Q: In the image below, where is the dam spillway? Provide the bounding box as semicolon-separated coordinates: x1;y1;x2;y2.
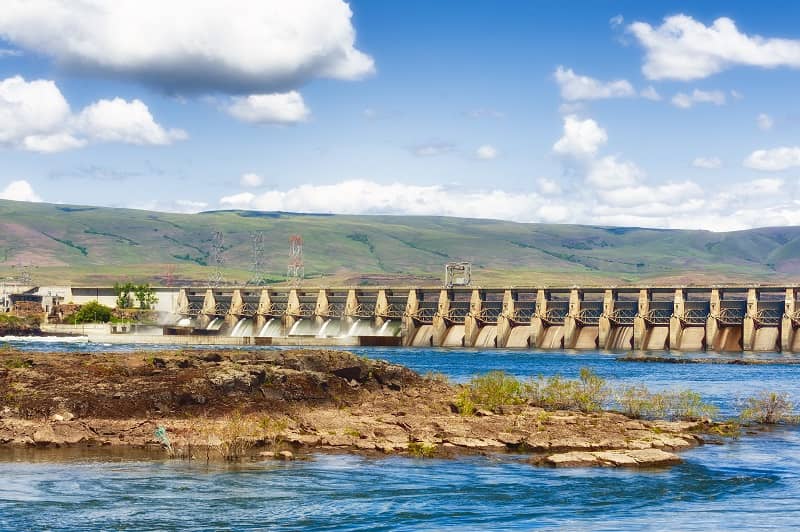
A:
149;285;800;353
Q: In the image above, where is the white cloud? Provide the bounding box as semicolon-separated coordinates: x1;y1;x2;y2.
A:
671;89;726;109
629;14;800;80
692;156;722;169
0;180;40;202
640;86;661;101
77;98;187;144
218;179;566;222
609;15;624;28
744;147;800;171
554;66;635;101
595;181;703;209
240;173;264;188
226;91;310;124
475;144;498;160
586;155;644;189
536;178;562;196
0;76;71;149
757;113;774;131
0;76;184;152
0;48;21;57
552;115;607;158
0;0;374;94
22;133;86;153
129;198;208;213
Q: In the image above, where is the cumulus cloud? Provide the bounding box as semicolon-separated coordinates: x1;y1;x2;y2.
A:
226;91;310;124
671;89;726;109
219;179;568;223
640;86;662;101
629;15;800;80
552;115;607;158
475;144;498;160
744;147;800;171
757;113;774;131
692;156;722;169
536;178;562;196
554;66;635;101
77;98;187;144
0;180;40;202
586;156;644;188
0;0;374;94
240;173;264;188
0;76;184;152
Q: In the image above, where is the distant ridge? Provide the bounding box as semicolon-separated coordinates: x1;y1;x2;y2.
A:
1;198;798;286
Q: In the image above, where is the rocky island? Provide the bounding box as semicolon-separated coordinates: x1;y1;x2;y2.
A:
0;348;711;467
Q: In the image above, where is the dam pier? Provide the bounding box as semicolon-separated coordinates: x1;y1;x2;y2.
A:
19;284;800;353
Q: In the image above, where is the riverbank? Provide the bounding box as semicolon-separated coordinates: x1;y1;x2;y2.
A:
0;348;711;467
0;316;41;337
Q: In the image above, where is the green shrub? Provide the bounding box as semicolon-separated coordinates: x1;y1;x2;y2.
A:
738;391;797;424
614;386;717;421
408;441;437;458
454;387;476;416
468;370;525;412
524;368;608;413
71;301;113;323
617;385;654;418
670;390;718;421
575;368;609;413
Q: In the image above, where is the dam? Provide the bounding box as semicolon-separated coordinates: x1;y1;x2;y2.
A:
25;284;800;353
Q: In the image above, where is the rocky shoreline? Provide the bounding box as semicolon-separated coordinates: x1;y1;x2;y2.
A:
0;348;712;467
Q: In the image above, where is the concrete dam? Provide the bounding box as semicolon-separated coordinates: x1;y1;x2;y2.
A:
160;285;800;352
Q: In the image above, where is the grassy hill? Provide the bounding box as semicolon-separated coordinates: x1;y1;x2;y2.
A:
0;198;798;286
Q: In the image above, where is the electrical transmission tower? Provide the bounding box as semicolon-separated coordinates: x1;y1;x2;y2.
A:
163;264;176;287
247;231;268;285
209;231;226;287
287;235;304;286
11;264;35;286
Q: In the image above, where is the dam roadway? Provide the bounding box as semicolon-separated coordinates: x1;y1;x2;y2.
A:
110;284;800;353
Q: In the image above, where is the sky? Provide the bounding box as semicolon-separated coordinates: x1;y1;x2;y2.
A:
1;0;800;231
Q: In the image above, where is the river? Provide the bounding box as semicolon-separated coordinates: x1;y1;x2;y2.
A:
1;339;798;530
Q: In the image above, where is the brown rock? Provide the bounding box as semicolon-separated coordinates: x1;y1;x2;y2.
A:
627;448;682;466
593;451;638;466
546;451;599;467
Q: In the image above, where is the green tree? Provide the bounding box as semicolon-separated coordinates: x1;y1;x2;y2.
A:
72;301;112;323
114;282;135;308
134;284;159;310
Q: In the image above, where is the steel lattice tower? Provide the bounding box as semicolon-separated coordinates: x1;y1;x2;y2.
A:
208;231;225;287
287;235;304;286
247;231;268;285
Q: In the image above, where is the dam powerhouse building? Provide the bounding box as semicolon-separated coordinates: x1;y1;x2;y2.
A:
10;284;800;353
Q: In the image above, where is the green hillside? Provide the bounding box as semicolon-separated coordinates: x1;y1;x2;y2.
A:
0;198;797;286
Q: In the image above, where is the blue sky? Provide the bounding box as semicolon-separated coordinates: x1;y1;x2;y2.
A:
1;0;800;230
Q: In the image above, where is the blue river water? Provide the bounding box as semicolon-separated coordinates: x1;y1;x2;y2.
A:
1;339;799;530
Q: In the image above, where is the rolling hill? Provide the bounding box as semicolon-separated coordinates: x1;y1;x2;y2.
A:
0;198;798;286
